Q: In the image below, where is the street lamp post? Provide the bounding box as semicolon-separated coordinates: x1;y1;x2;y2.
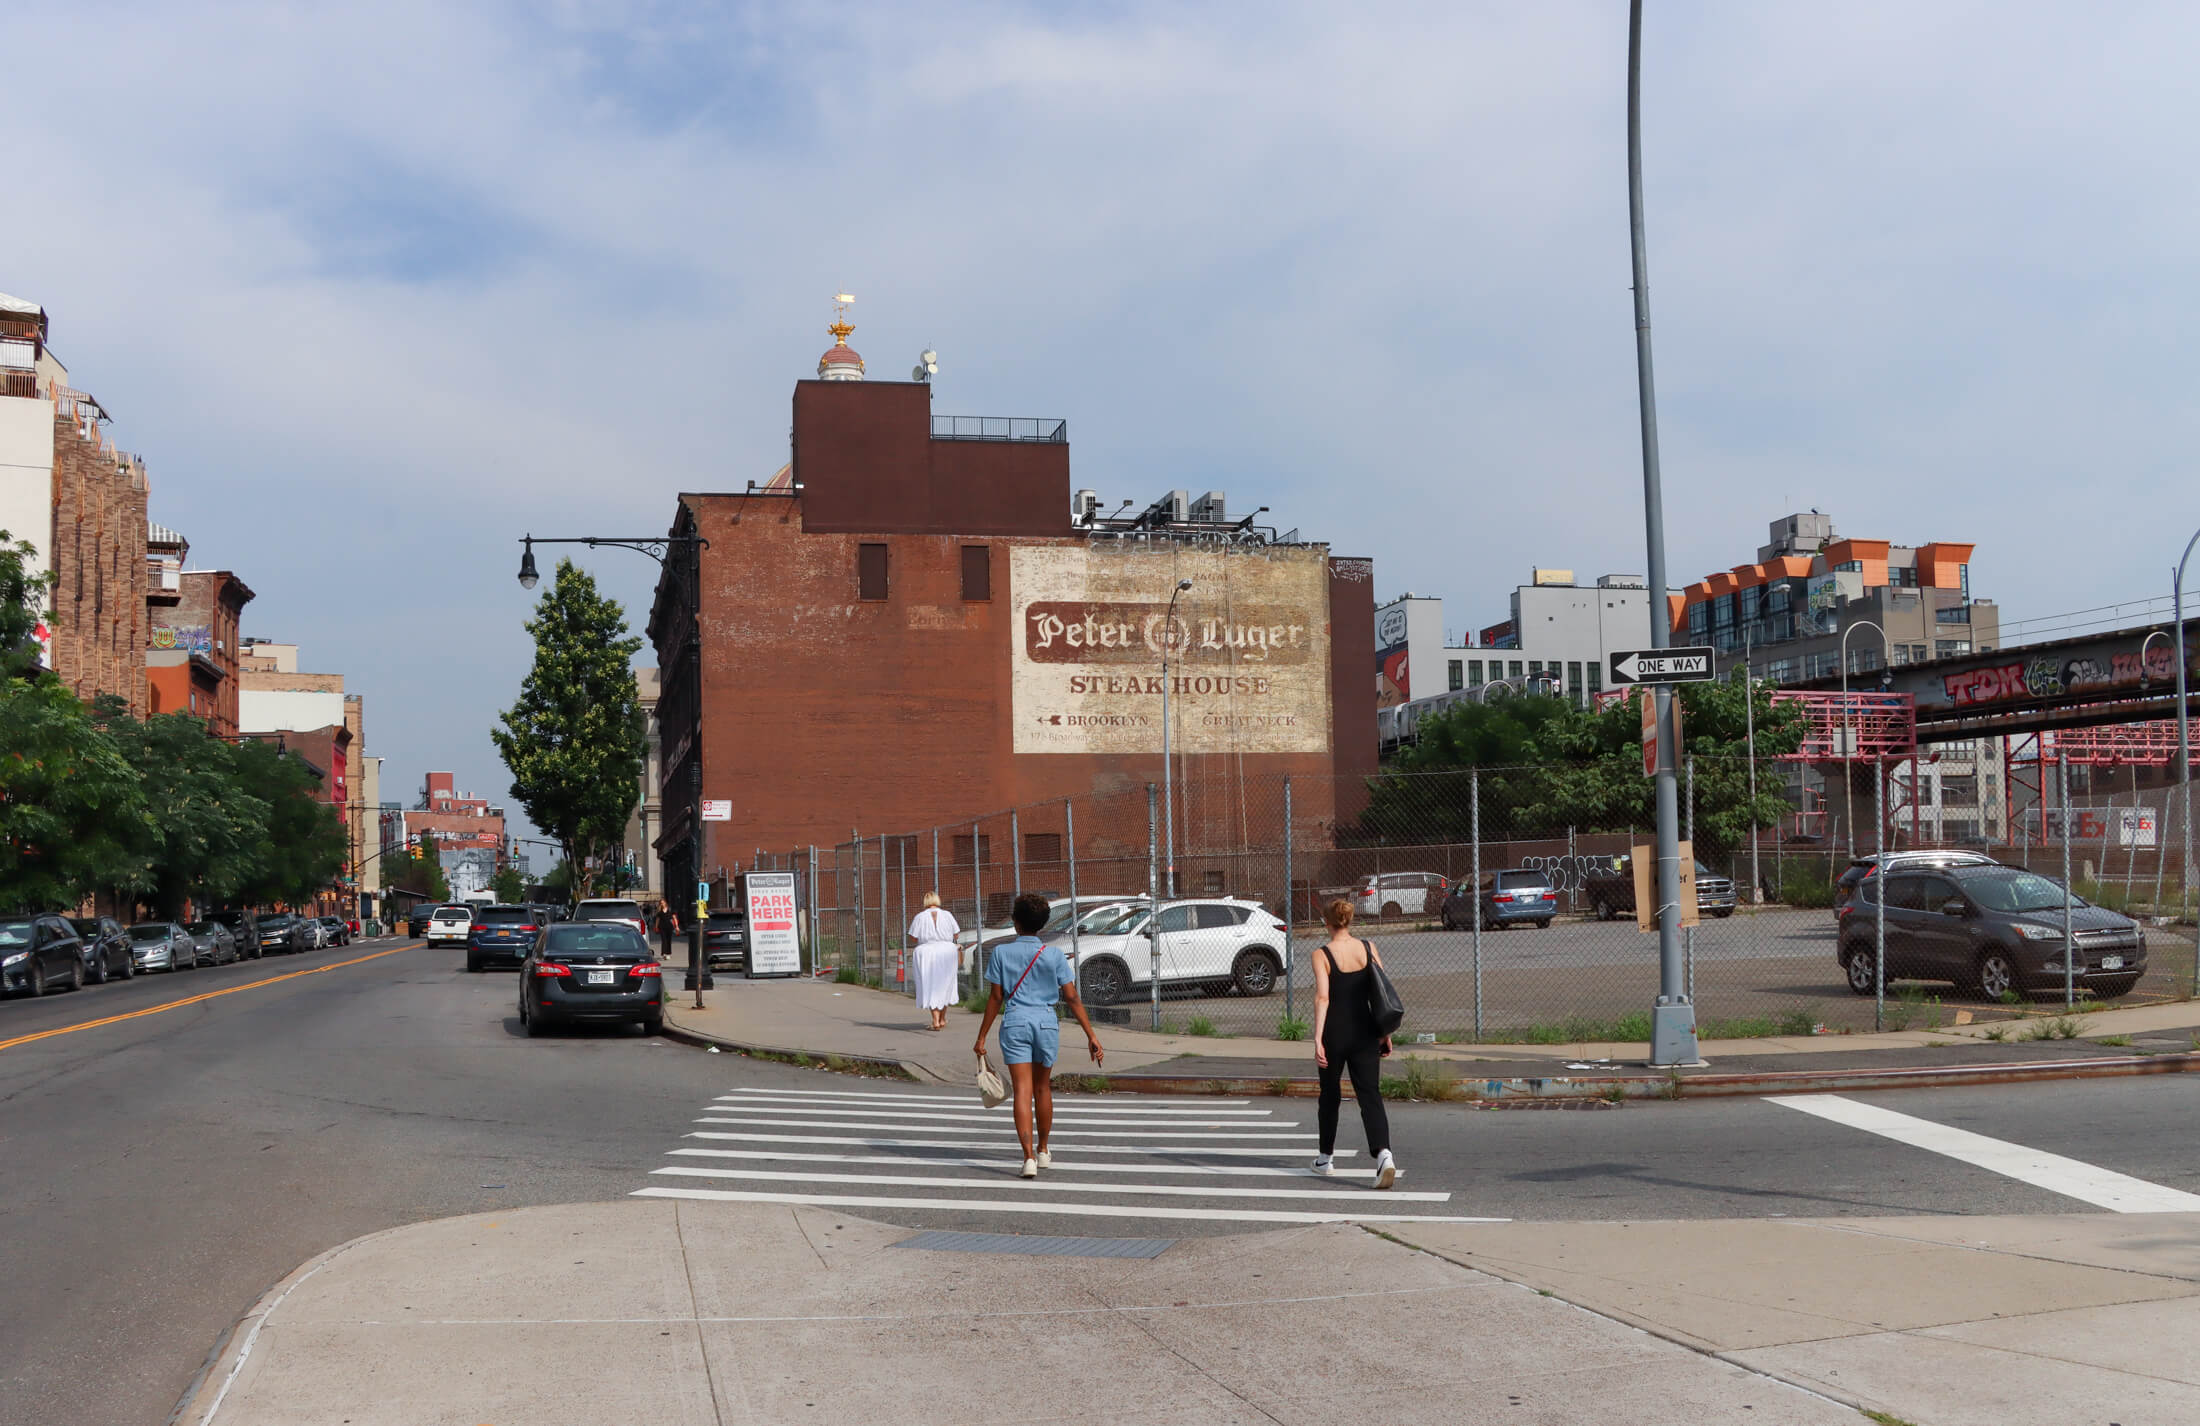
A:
518;530;710;1007
1839;619;1889;862
1161;578;1192;900
2174;531;2200;923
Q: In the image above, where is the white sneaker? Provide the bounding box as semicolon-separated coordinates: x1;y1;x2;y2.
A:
1037;1150;1052;1169
1373;1149;1397;1190
1021;1157;1039;1179
1310;1155;1335;1176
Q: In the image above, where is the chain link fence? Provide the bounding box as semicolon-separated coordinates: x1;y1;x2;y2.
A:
748;753;2196;1043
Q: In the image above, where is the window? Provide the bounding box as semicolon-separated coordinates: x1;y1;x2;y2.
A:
1688;603;1710;638
1448;659;1463;692
1509;660;1523;679
951;833;992;863
1196;904;1248;927
857;543;889;600
1024;833;1062;865
1936;640;1971;659
1890;564;1918;588
1201;872;1227;897
1468;660;1484;686
1836;560;1863;574
1935;605;1970;624
1526;659;1542;676
1567;661;1583;705
1155;906;1194;933
1586;661;1601;697
960;545;990;601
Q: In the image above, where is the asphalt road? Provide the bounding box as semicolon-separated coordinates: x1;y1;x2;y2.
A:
6;936;2200;1425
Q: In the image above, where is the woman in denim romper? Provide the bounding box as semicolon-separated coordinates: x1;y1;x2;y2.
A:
973;892;1106;1179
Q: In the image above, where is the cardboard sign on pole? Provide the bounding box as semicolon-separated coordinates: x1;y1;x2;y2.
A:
1631;840;1699;932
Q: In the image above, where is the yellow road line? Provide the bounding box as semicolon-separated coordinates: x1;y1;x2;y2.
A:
0;942;424;1052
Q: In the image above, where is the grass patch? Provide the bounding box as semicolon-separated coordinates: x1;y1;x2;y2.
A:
1205;1079;1235;1096
1276;1014;1309;1042
1504;1011;1657;1046
1862;1412;1921;1426
1186;1014;1219;1038
1379;1055;1462;1102
1983;1025;2011;1042
1766;866;1836;909
1266;1076;1295;1096
2020;1014;2088;1042
1076;1074;1111;1094
1883;983;1941;1033
834;965;862;985
2094;1034;2133;1048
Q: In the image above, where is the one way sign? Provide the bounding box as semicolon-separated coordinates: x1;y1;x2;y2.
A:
1609;646;1716;684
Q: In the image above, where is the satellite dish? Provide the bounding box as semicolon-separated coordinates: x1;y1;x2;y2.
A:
913;348;939;382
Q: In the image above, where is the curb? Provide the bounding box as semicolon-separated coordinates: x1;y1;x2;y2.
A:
658;1006;925;1082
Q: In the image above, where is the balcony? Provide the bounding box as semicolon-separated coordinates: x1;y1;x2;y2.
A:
930;414;1067;443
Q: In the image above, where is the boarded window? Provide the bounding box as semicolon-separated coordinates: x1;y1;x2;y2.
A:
1202;870;1226;895
857;543;889;600
951;834;993;864
961;545;991;601
1023;832;1062;865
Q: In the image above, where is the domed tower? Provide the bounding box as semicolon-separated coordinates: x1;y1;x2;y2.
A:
816;291;864;381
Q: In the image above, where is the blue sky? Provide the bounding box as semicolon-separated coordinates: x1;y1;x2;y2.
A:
9;2;2199;839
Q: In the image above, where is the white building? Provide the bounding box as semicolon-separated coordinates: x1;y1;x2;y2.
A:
1377;570;1657;711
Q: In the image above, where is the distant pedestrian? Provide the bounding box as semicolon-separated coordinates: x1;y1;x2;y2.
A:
972;891;1104;1179
909;892;962;1031
1311;898;1398;1188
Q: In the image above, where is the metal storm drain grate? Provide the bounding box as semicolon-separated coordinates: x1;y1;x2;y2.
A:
891;1230;1173;1259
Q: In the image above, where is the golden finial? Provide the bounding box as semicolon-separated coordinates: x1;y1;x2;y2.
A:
830;291;855;345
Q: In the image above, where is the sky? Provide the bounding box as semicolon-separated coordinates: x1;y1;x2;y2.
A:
9;1;2200;840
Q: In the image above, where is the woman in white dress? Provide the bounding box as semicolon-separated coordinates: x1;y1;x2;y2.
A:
908;891;962;1030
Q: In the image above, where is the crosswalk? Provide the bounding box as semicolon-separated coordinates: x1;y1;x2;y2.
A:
631;1085;1506;1225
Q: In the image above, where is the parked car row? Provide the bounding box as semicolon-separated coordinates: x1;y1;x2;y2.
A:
1;907;348;997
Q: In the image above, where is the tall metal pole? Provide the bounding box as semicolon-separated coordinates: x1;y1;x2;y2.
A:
1161;580;1191;900
1628;0;1695;1065
1875;754;1887;1031
688;539;707;1009
1011;808;1022;896
1065;799;1080;977
1685;754;1696;1004
1470;769;1484;1041
1839;618;1888;865
1744;624;1761;902
2175;533;2199;925
2061;753;2076;1009
1147;782;1161;1032
1282;777;1294;1028
970;819;983;992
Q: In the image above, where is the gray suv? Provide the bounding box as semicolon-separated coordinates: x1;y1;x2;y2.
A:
1839;864;2145;1000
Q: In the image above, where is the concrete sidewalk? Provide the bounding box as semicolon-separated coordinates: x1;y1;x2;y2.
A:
185;1199;2200;1425
662;973;2200;1094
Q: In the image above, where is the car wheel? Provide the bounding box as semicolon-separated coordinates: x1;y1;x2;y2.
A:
27;961;47;997
119;953;136;979
1079;957;1129;1007
640;1014;664;1036
1713;908;1735;919
524;1004;550;1038
1232;948;1281;997
1440;908;1456;931
466;955;483;973
1380;901;1402;919
1538;919;1554;929
63;957;84;992
1593;898;1614;922
1844;947;1877;996
87;955;108;986
1975;950;2018;1003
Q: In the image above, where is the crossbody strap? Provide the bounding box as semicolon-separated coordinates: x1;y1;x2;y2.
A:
1005;942;1046;1001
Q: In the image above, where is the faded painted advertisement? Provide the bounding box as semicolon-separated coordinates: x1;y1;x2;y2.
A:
1011;546;1332;755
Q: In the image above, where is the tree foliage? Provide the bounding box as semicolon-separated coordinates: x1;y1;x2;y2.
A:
0;678;148;911
0;528;51;682
380;832;450;901
94;696;271;918
1361;676;1806;859
490;866;526;903
493;559;645;902
228;736;349;908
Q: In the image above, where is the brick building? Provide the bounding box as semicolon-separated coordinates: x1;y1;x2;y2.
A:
401;773;508;900
0;292;152;713
143;523;256;735
239;643;380;913
645;323;1376;898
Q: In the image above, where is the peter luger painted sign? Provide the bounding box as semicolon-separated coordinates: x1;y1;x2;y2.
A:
1011;546;1332;754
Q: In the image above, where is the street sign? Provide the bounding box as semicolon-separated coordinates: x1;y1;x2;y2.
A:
1640;688;1684;776
1609;646;1716;684
743;871;803;978
700;799;732;822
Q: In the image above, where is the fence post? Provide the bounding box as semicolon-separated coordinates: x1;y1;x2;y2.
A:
1471;768;1483;1042
2061;754;2075;1009
806;845;817;973
1874;757;1887;1032
1685;754;1696;1006
1012;808;1022;897
1066;799;1080;979
1147;781;1161;1033
971;819;984;997
1283;776;1294;1029
851;827;863;981
896;835;908;992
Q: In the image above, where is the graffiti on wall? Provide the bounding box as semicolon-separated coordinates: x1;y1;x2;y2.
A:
150;623;213;655
1376;604;1410;709
441;846;499;898
1941;643;2175;709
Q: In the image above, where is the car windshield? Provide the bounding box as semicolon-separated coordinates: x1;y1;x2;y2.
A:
543;925;646;956
1086;905;1151;936
188;921;214;933
70;918;102;934
128;925;172;941
1059;902;1132;934
707;912;742;927
0;922;33;947
1960;869;2080;914
576;901;644;921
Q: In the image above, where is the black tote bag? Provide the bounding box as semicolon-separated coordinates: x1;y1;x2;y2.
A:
1365;941;1406;1036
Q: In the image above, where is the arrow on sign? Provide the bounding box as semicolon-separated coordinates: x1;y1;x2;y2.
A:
1609;647;1717;684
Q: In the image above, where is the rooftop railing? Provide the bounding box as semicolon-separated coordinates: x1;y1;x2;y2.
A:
930;414;1067;443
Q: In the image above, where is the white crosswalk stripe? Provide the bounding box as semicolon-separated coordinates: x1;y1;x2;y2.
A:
635;1084;1498;1225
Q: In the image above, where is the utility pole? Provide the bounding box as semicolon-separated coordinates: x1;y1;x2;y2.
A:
1627;0;1697;1066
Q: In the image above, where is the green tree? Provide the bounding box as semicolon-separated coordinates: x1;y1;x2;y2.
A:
0;678;149;911
231;738;347;907
377;832;449;901
493;559;644;905
0;528;51;681
93;695;268;918
490;865;526;903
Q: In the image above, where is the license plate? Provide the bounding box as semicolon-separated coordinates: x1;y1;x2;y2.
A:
587;970;615;985
2100;956;2124;971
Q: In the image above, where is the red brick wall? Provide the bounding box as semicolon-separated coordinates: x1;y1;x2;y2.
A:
48;410;148;715
790;381;1069;536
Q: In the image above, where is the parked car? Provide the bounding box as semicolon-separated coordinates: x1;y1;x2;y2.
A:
1833;850;2000;921
316;916;351;948
465;904;540;972
426;904;475;947
127;921;198;973
572;898;649;936
69;916;137;984
956;894;1144;958
1049;898;1288;1006
407;904;440;938
254;912;311;955
186;920;240;965
704;909;747;970
1351;871;1450;920
205;909;263;959
1440;869;1558;931
2;916;90;996
1584;855;1738;920
1839;863;2145;1000
518;921;665;1036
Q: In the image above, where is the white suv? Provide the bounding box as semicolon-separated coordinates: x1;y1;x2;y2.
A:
1046;898;1287;1007
573;899;649;936
425;904;474;947
1353;871;1449;919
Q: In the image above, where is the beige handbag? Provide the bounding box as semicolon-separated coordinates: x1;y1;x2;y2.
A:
975;1053;1008;1108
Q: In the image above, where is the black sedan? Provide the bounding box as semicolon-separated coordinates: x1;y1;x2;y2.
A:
519;923;664;1037
2;916;89;996
253;913;311;956
69;916;137;984
466;904;540;972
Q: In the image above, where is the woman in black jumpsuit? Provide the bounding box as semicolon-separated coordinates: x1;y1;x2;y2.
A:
1311;897;1398;1188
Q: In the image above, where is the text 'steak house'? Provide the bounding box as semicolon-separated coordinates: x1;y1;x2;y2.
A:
646;322;1375;897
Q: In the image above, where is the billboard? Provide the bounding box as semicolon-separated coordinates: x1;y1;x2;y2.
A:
1376;602;1410;708
744;871;802;977
1010;546;1331;755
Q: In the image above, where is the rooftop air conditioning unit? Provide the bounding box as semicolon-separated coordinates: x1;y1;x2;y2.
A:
1190;490;1227;524
1156;489;1189;524
1073;489;1099;523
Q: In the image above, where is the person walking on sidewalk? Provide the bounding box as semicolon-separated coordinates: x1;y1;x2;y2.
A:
1311;898;1399;1189
972;891;1104;1179
909;891;962;1031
